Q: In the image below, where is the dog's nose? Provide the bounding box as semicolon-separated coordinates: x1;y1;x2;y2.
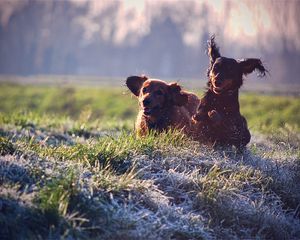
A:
143;98;151;107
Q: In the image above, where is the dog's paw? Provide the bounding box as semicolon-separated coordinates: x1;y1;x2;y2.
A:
192;113;206;123
208;110;222;123
192;114;198;123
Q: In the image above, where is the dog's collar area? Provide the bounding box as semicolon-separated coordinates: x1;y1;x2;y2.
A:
147;118;162;129
145;113;170;130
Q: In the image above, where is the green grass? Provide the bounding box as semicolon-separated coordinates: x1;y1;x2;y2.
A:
0;82;300;239
240;94;300;133
36;170;78;225
0;83;136;120
1;83;299;133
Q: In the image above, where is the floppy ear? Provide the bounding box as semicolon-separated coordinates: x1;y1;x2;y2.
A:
207;35;221;77
207;35;221;65
168;83;188;106
238;58;267;77
126;75;148;96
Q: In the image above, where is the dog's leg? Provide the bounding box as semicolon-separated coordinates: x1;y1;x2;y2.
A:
208;110;223;124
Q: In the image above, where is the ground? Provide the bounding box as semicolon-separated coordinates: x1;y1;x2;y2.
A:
0;81;299;239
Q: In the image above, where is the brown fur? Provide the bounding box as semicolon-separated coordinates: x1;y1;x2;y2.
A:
126;76;200;136
193;36;267;149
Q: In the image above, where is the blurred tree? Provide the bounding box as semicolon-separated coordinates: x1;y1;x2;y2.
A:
0;0;299;83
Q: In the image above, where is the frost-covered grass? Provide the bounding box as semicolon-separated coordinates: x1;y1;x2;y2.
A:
0;83;300;239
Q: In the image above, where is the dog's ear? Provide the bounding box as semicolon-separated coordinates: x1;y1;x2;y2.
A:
238;59;267;77
207;35;221;65
207;35;221;77
126;75;148;96
168;83;188;106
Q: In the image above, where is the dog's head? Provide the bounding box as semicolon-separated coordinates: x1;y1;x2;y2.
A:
207;36;267;95
126;76;188;118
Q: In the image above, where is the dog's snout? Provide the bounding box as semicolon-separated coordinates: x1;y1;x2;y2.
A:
143;98;151;107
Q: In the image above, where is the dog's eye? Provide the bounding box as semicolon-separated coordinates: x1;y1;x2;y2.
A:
155;90;163;96
142;87;147;94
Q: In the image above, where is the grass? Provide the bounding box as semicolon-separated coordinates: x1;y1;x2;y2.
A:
0;137;15;155
1;83;299;133
0;83;136;120
240;94;300;133
0;82;300;239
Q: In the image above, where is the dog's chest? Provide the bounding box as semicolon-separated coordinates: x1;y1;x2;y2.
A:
144;115;171;130
211;95;239;115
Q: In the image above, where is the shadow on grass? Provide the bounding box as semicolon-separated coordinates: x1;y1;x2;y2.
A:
0;197;48;240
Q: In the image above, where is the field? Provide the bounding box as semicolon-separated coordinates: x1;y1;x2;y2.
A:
0;81;300;239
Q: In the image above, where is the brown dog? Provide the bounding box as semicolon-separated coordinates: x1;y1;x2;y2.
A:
193;36;267;149
126;76;200;136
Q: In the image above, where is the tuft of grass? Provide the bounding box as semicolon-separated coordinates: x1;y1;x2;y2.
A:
196;164;270;204
0;137;15;155
35;170;78;225
34;169;91;239
91;165;141;193
15;130;189;174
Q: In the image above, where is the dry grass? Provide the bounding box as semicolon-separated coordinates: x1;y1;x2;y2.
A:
0;120;299;239
0;84;299;239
